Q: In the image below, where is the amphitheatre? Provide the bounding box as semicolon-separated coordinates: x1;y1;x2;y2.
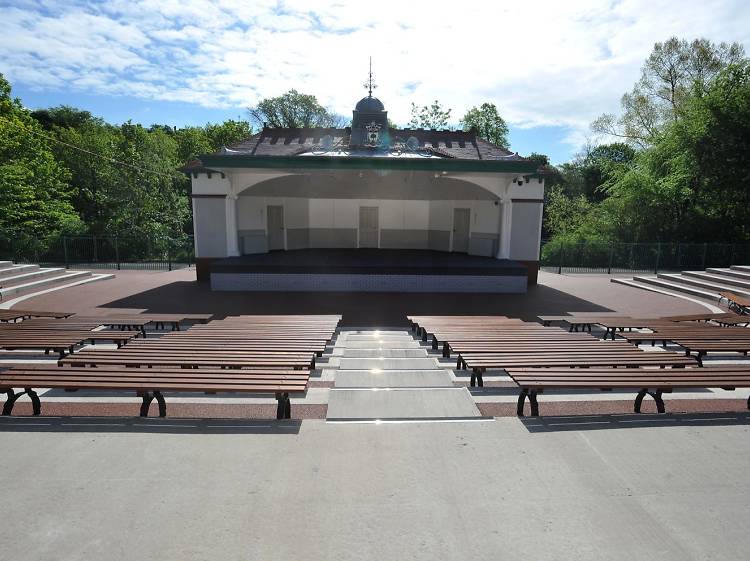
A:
1;101;749;557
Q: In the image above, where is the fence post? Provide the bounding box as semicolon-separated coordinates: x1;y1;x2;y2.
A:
654;242;661;274
62;236;69;269
701;243;708;270
167;240;172;272
92;235;98;262
676;243;681;270
607;242;614;275
558;242;564;275
730;243;735;267
114;237;120;270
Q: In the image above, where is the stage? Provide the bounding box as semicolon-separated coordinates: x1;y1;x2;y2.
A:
210;249;528;293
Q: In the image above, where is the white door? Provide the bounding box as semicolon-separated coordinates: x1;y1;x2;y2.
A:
359;207;379;248
452;208;470;253
267;205;285;250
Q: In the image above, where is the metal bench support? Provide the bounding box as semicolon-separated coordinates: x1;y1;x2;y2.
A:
139;391;167;417
634;388;665;413
516;388;539;416
2;388;41;416
470;369;484;388
275;392;291;419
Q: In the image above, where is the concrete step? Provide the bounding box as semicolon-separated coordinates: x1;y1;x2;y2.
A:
0;264;40;279
707;267;750;281
631;275;720;299
0;268;71;288
682;270;750;291
656;273;750;297
0;271;92;301
0;261;14;269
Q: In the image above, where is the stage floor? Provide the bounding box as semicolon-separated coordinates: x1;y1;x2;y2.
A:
210;250;528;293
212;249;527;276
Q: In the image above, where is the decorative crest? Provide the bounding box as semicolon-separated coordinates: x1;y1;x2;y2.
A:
364;120;382;146
363;56;377;96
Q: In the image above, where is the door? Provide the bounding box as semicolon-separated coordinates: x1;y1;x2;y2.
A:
359;206;379;248
267;205;285;250
452;208;470;253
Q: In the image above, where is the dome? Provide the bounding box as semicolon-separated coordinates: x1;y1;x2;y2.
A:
355;96;385;112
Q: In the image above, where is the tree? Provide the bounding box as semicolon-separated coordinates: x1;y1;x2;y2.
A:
592;37;745;146
249;90;344;128
408;100;452;129
0;74;81;244
204;119;253;149
460;103;509;148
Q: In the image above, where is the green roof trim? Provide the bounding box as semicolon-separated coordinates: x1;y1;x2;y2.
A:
198;154;540;174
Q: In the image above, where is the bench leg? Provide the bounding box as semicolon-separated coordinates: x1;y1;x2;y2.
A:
2;388;40;416
139;392;154;417
275;392;291;420
432;335;439;350
153;391;166;417
443;342;450;358
516;389;528;416
470;368;483;387
634;389;665;414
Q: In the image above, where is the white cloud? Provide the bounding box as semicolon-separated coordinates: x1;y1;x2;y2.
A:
2;0;749;151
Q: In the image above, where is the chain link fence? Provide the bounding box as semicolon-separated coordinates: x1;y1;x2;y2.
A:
540;241;750;274
0;232;194;271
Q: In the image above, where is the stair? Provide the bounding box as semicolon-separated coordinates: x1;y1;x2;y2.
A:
627;275;720;299
656;273;750;297
0;267;71;287
0;270;95;301
611;263;750;304
706;267;750;281
0;264;40;279
682;271;750;291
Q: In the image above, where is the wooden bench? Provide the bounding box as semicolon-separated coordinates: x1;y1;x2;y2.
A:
507;366;750;416
0;331;140;356
658;312;739;322
440;333;598;357
0;366;308;419
672;340;750;365
462;352;698;386
59;350;317;369
719;291;750;315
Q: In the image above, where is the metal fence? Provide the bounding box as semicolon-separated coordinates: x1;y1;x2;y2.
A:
540;241;750;274
0;232;195;271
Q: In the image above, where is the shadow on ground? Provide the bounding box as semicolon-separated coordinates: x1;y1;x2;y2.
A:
520;411;750;433
0;416;302;434
99;281;613;326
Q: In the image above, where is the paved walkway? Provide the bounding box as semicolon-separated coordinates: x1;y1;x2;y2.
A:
326;330;480;421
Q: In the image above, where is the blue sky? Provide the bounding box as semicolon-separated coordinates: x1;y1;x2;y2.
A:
3;0;750;164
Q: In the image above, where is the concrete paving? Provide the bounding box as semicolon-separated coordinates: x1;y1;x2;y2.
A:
335;370;453;388
1;417;749;561
326;388;480;420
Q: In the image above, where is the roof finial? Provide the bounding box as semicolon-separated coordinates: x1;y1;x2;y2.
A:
364;56;376;97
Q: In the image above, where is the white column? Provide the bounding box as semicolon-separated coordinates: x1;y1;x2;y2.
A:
225;193;240;256
496;196;513;259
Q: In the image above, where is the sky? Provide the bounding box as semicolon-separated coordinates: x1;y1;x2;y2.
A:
2;0;749;164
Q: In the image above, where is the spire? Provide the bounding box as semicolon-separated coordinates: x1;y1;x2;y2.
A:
363;56;376;97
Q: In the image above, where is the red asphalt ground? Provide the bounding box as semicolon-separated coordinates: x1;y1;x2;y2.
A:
6;267;748;419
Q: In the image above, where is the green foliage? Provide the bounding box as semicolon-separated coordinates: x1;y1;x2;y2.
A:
249;89;345;128
460;103;509;148
408;100;452;129
0;74;82;243
592;37;745;146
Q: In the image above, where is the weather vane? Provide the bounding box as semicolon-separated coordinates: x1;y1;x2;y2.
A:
363;56;377;97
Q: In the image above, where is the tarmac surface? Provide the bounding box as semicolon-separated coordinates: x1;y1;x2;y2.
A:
1;416;749;561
